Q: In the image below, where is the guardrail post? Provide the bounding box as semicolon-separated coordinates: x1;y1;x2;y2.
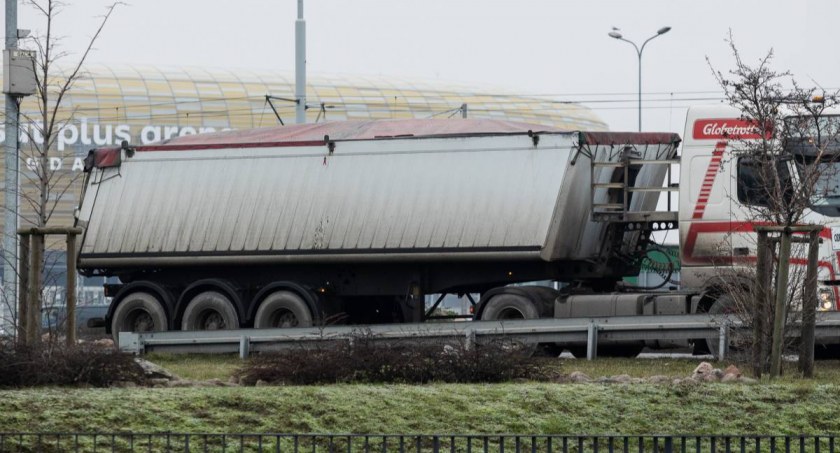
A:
119;331;141;354
239;336;250;359
464;329;476;351
586;322;598;360
718;323;729;361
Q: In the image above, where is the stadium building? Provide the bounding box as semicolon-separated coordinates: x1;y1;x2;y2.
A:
0;64;607;311
3;64;606;229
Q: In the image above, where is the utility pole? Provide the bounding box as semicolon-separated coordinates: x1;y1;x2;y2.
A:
3;0;19;333
295;0;306;124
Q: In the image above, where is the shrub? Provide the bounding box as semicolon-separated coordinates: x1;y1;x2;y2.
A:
236;334;554;385
0;339;144;387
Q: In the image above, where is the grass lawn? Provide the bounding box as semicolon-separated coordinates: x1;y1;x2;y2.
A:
3;382;840;434
3;356;840;435
147;352;840;384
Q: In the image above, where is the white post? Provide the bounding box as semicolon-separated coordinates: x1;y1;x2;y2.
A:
295;0;306;124
3;0;19;334
586;322;598;360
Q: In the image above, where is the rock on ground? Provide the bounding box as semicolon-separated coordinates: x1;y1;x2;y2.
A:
134;358;181;381
723;365;742;378
569;371;592;383
721;374;739;383
692;362;714;379
609;374;632;384
647;375;671;384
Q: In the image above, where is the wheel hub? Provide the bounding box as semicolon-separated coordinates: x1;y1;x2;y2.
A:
132;311;154;332
273;310;299;328
200;311;226;330
497;307;525;320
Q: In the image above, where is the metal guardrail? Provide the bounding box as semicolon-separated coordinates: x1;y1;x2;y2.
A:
0;433;837;453
119;312;840;360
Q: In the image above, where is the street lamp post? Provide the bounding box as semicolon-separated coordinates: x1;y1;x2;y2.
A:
608;27;671;131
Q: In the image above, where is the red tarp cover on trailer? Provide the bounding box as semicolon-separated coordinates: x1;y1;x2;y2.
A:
87;119;682;169
580;131;681;146
158;119;564;146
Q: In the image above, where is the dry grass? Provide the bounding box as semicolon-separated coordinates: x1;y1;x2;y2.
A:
0;340;143;387
236;338;554;385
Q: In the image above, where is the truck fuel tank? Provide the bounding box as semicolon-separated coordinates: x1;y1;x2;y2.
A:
554;292;693;349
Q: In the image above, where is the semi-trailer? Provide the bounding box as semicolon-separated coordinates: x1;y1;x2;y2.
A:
76;110;840;355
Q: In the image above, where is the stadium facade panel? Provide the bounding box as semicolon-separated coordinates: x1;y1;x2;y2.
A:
1;64;607;232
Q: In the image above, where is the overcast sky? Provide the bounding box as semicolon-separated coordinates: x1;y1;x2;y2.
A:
6;0;840;135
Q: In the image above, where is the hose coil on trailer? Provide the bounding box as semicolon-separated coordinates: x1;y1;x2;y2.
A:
642;243;681;286
618;242;680;291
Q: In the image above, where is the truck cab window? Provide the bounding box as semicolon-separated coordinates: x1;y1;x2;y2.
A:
737;157;791;207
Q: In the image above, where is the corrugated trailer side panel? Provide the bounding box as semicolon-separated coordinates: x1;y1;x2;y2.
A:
79;133;581;265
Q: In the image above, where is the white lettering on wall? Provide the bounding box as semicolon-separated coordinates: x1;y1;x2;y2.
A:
8;120;235;170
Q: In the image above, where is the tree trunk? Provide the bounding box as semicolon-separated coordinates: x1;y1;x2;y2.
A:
770;230;792;378
753;231;772;377
798;229;820;377
26;234;44;345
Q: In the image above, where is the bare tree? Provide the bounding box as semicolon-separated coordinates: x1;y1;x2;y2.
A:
4;0;120;343
708;33;840;377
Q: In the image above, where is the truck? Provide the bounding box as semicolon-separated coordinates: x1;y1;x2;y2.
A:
75;109;840;355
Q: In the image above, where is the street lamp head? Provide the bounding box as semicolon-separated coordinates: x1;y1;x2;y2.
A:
608;31;622;39
657;26;672;35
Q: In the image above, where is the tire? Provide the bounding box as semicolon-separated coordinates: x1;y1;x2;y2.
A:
479;293;540;356
480;293;540;321
520;286;560;317
111;291;168;345
253;290;314;328
181;291;240;331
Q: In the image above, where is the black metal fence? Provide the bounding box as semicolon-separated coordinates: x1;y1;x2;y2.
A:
0;434;835;453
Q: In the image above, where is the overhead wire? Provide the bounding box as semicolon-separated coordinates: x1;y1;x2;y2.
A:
19;84;821;125
9;91;731;121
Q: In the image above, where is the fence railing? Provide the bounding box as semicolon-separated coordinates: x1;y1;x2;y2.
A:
0;434;836;453
119;312;840;360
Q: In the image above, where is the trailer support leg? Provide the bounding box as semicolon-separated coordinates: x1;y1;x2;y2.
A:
586;322;598;360
465;293;477;307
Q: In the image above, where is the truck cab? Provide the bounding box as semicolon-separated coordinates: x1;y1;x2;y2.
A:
679;105;840;312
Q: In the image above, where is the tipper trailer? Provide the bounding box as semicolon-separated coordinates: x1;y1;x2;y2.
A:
76;111;840;355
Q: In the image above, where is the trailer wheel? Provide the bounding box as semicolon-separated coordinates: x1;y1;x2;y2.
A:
111;292;168;345
479;294;539;355
254;291;314;328
181;291;240;331
481;294;540;321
